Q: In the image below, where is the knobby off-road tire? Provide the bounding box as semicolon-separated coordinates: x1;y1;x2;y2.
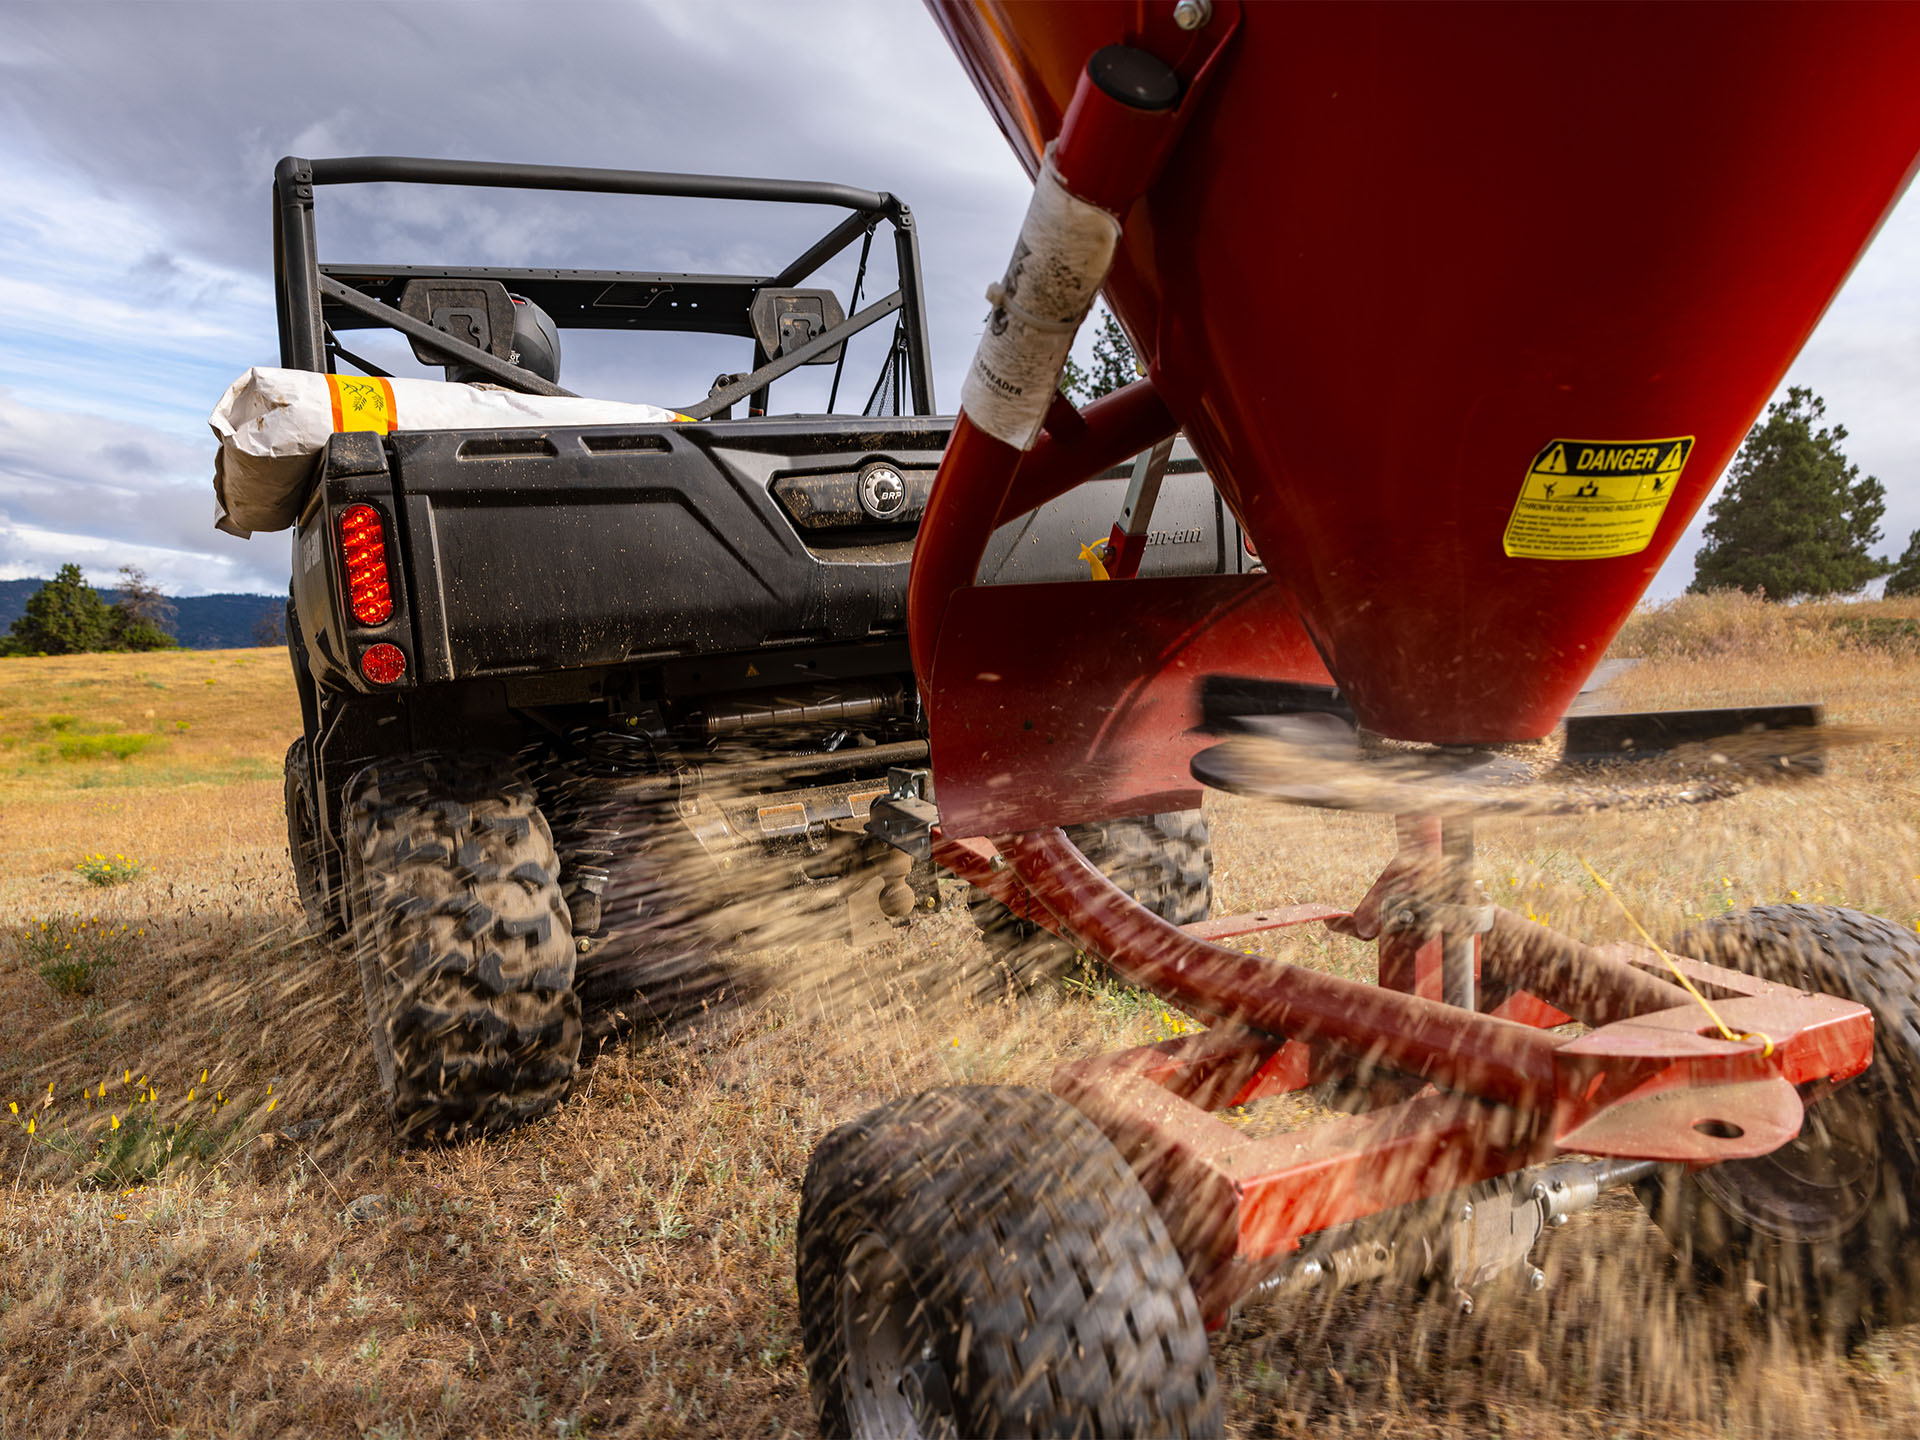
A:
966;810;1213;989
798;1084;1222;1440
345;752;582;1143
284;738;337;938
1637;904;1920;1335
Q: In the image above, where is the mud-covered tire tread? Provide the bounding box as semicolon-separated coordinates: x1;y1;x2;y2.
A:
284;738;339;938
967;810;1213;987
346;751;582;1143
798;1084;1221;1439
1638;904;1920;1334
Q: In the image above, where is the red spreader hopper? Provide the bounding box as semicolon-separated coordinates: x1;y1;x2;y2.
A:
798;9;1920;1435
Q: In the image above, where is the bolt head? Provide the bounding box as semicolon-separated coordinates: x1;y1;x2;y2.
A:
1528;1267;1547;1291
1459;1203;1474;1223
1173;0;1212;30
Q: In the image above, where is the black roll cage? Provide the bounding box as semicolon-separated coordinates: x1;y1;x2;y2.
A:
271;154;937;418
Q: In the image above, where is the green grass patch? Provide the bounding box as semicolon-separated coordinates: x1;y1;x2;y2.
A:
75;853;141;886
86;1107;247;1189
50;732;161;761
20;915;137;996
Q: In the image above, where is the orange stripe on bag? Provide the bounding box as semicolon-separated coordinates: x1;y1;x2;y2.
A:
327;375;397;434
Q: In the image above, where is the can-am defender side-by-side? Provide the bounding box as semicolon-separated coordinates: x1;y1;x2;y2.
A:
235;156;1252;1140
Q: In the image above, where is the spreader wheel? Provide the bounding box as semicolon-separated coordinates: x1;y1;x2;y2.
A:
1638;904;1920;1333
967;810;1213;987
798;1085;1221;1440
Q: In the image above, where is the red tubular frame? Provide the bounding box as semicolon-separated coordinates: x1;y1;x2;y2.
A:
936;827;1873;1324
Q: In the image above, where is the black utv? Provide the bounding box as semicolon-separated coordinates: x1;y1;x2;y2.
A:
254;156;1253;1141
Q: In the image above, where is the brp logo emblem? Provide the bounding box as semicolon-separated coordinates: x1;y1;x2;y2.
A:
858;463;908;521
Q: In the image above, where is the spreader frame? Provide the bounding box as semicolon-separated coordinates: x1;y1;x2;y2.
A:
901;28;1879;1326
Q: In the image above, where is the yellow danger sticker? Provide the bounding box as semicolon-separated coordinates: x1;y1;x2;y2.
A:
1503;436;1694;560
327;374;397;435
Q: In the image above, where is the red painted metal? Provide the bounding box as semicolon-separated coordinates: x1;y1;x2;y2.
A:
909;382;1182;695
1005;827;1564;1111
927;573;1330;836
931;2;1920;742
907;4;1912;1329
1048;919;1874;1324
1179;906;1347;944
994;382;1175;527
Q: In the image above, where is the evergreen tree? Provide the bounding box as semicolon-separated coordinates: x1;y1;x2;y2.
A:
1059;306;1141;403
1690;388;1889;598
1887;529;1920;599
2;564;113;655
1085;308;1141;399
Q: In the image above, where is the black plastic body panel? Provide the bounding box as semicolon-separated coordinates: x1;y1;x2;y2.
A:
293;420;1253;693
388;416;950;682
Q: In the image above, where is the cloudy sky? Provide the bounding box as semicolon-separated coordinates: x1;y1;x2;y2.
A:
0;1;1915;599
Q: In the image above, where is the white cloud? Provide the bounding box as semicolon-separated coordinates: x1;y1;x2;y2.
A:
0;0;1914;613
0;387;285;594
1647;179;1920;598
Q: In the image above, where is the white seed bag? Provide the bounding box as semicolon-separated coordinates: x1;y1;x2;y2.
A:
209;367;688;537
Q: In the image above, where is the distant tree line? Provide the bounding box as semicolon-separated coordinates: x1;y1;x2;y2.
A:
1;565;180;656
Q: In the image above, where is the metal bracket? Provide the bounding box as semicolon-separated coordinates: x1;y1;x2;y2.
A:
1103;435;1176;579
1379;894;1496;944
865;767;939;859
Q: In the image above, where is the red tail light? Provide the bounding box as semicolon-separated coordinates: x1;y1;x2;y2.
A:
338;504;393;625
359;643;407;685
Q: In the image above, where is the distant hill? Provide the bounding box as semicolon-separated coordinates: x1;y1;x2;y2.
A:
0;578;284;651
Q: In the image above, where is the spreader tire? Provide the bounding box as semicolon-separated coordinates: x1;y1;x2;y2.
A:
798;1084;1221;1440
966;810;1213;987
345;752;582;1143
1637;904;1920;1334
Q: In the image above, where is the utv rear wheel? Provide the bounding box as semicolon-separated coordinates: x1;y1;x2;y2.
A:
284;738;337;938
798;1084;1221;1439
1636;904;1920;1334
967;810;1213;987
345;752;583;1143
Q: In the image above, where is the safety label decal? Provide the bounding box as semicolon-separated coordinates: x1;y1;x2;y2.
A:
1503;436;1694;560
327;375;397;435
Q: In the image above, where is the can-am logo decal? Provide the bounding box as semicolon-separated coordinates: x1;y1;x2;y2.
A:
858;463;909;520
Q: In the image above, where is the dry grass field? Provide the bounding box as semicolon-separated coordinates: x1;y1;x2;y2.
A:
3;593;1920;1438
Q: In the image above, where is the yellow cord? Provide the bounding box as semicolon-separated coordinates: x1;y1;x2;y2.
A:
1577;857;1774;1057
